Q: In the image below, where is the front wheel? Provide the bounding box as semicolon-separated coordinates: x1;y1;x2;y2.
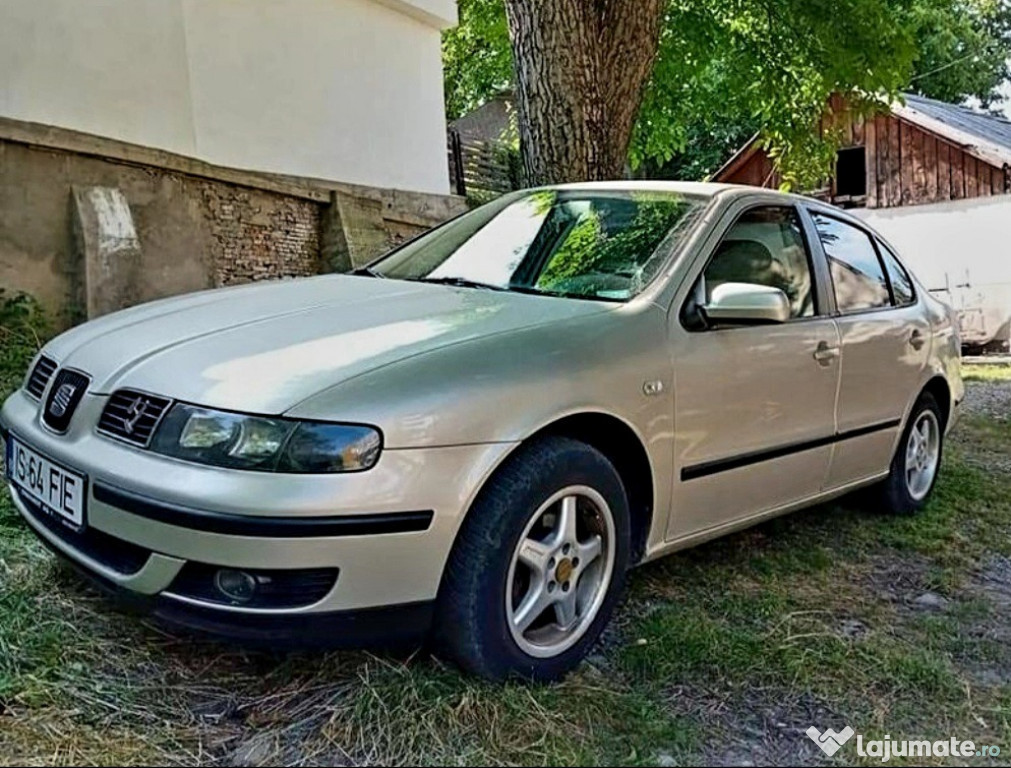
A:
435;436;630;682
875;392;945;515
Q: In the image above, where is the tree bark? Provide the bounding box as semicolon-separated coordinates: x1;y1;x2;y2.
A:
504;0;665;185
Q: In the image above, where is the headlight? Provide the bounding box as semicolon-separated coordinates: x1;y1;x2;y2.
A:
149;404;382;473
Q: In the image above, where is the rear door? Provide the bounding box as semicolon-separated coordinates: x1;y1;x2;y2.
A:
667;202;841;540
805;209;930;489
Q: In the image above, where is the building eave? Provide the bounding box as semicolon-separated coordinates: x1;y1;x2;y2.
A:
372;0;458;29
710;133;762;182
892;101;1011;170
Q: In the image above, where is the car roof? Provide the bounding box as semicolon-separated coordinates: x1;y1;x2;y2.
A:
548;180;736;196
544;179;820;204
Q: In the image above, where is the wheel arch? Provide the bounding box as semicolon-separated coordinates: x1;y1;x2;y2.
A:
468;410;657;565
920;375;952;430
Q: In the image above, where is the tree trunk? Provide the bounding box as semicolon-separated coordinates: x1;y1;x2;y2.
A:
504;0;665;185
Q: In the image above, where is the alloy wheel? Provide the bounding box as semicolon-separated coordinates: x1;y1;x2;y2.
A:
505;486;616;659
905;410;940;501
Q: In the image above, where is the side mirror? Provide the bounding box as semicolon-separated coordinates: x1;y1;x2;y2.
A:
702;282;791;325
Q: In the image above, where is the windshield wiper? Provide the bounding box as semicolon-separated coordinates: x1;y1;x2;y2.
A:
415;276;509;291
415;277;623;302
350;265;386;278
505;285;624;302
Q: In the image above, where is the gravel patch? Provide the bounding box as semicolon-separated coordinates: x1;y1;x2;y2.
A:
951;377;1011;475
961;378;1011;422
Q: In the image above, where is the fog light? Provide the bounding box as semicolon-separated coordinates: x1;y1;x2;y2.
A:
214;569;257;603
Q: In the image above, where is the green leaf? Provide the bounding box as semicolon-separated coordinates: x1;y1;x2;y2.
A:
444;0;1010;185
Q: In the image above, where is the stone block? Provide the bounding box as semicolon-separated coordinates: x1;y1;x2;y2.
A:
71;186;142;318
321;191;393;272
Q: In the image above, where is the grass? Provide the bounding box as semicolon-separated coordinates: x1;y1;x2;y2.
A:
962;363;1011;383
3;307;1011;765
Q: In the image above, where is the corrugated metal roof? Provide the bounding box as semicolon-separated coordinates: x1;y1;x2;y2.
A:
902;93;1011;155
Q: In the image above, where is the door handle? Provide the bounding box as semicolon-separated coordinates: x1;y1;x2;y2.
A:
813;341;840;365
909;329;926;351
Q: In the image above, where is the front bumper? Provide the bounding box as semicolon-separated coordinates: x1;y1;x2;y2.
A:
1;388;515;639
36;526;435;648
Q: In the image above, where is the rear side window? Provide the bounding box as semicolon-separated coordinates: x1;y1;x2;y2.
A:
878;242;915;306
701;206;816;319
811;213;890;312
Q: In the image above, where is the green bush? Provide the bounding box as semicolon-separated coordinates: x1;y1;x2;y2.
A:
0;290;49;401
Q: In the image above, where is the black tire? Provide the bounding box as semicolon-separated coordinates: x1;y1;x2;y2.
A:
874;392;945;516
434;436;631;682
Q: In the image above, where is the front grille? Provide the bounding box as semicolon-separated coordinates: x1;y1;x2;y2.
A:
14;487;151;575
97;390;172;447
24;356;58;399
42;369;90;433
168;563;339;609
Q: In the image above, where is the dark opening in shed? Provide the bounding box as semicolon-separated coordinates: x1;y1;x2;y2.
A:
835;146;867;199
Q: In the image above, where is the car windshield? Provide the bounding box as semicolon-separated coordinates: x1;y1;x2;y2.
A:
369;189;710;301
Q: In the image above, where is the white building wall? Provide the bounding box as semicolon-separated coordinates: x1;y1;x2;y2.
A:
0;0;197;157
0;0;456;194
854;196;1011;290
855;196;1011;345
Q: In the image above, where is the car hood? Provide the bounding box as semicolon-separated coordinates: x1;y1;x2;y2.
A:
47;275;613;413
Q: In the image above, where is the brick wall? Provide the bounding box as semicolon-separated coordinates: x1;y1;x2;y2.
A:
200;184;321;286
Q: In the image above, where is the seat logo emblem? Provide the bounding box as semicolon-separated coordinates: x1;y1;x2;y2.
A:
49;383;77;418
123;397;148;435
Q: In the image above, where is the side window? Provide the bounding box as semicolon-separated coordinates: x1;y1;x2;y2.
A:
811;212;890;312
700;206;816;319
878;242;915;306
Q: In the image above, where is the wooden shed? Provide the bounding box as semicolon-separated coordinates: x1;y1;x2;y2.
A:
713;93;1011;209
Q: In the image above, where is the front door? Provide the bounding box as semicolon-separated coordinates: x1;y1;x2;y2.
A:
667;204;841;541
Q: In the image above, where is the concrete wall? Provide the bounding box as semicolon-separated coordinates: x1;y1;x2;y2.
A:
855;196;1011;346
0;0;456;194
0;119;467;328
854;195;1011;291
0;139;311;323
1;140;221;322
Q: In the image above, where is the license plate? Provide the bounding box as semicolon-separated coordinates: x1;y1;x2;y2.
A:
5;434;87;529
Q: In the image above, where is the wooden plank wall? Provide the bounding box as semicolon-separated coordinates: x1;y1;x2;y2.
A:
717;98;1008;209
868;114;1005;208
721;150;781;189
446;130;520;198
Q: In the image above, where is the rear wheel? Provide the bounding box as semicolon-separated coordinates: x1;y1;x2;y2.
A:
435;436;630;681
875;392;944;515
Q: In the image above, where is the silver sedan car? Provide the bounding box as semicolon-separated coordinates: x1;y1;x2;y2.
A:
1;182;962;681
